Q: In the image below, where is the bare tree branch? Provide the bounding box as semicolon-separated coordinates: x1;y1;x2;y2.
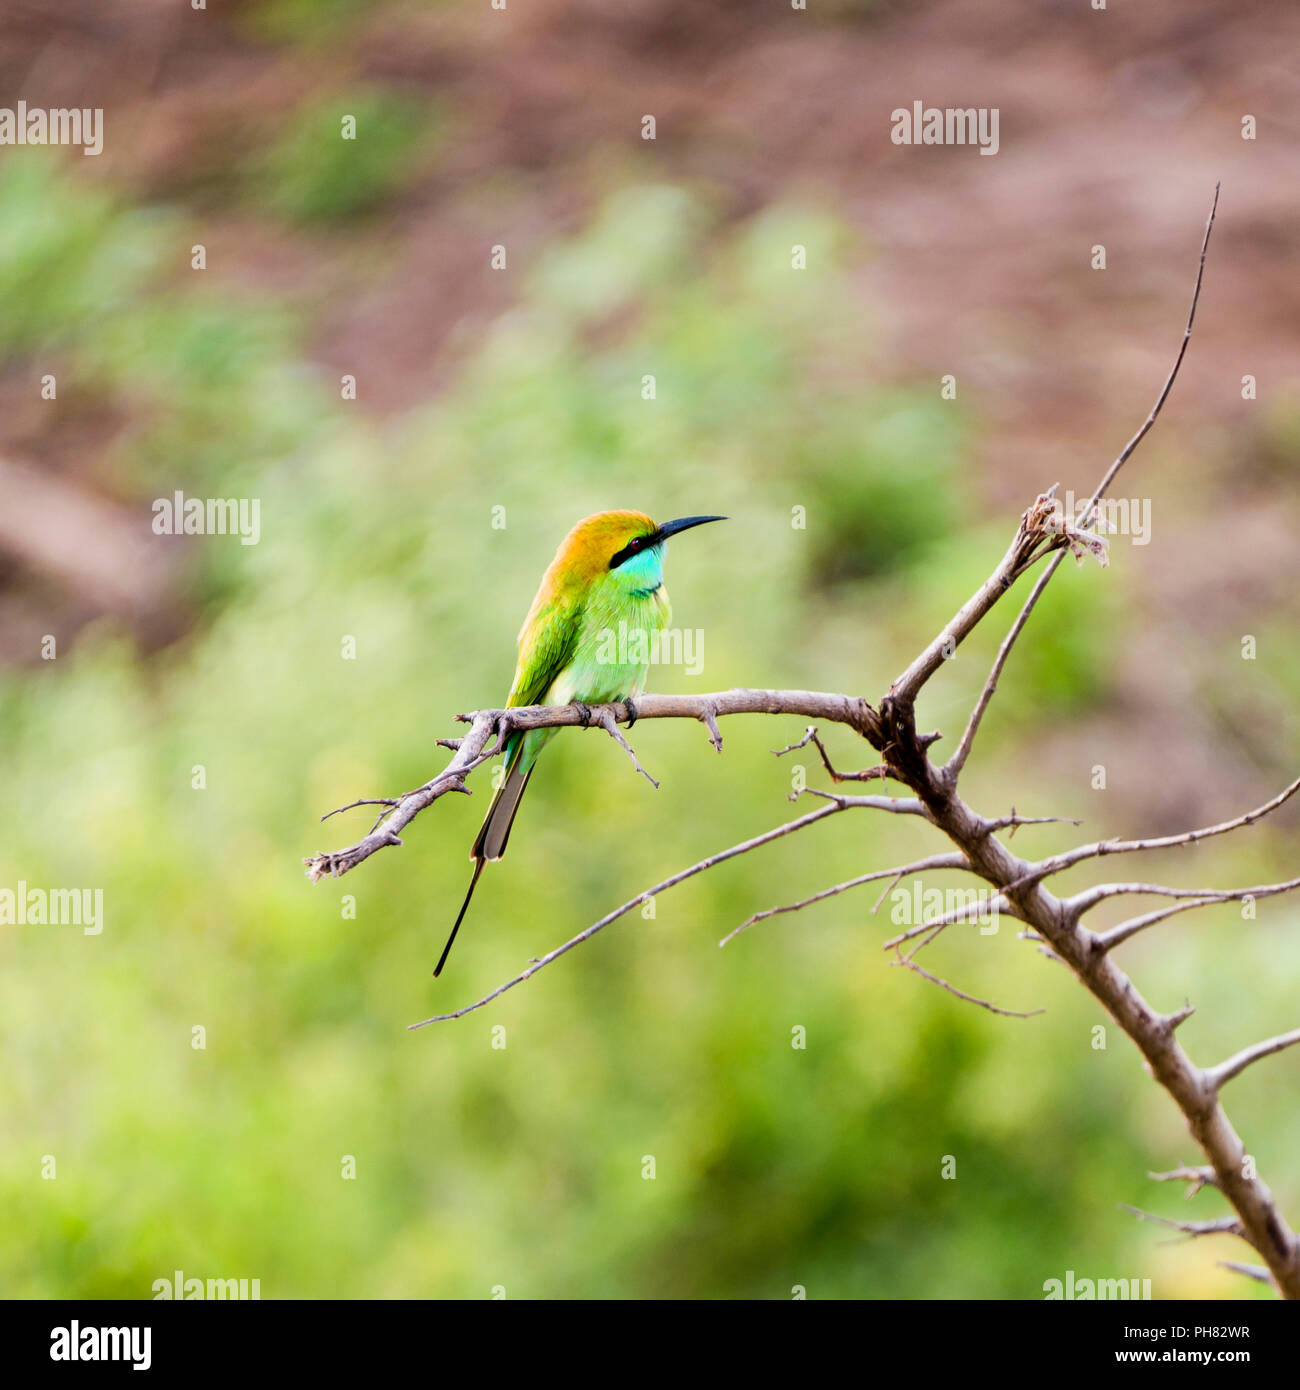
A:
312;188;1300;1298
305;690;879;881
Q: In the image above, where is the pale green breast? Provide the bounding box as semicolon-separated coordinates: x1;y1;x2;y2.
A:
544;581;671;705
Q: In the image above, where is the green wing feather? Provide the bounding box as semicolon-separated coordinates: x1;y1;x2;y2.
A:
476;591;582;853
507;593;581;711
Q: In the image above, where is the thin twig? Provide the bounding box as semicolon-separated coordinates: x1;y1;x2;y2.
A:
1149;1164;1219;1198
795;786;931;817
1066;874;1300;917
408;802;846;1028
946;564;1064;779
881;893;1012;951
891;952;1045;1019
773;725;890;784
1219;1261;1274;1286
1061;776;1300;877
1121;1204;1244;1242
1206;1028;1300;1091
1074;183;1220;536
320;796;400;823
719;852;969;946
984;811;1083;835
1097;898;1221;951
889;186;1218;705
593;706;659;788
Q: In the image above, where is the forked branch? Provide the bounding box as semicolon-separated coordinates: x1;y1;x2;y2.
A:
310;187;1300;1297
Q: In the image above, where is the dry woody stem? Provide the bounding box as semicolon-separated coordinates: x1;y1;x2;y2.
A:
307;187;1300;1297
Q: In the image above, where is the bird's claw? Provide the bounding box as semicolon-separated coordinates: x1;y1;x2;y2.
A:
571;700;594;727
487;710;520;756
625;696;639;729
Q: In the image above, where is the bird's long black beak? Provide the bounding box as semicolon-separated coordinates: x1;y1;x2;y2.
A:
654;515;727;543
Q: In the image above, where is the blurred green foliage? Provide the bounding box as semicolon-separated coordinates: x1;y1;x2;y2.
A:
0;159;157;359
253;92;435;225
241;0;368;47
0;157;1293;1302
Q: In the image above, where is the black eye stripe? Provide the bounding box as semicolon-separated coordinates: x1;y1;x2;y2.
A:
609;534;655;569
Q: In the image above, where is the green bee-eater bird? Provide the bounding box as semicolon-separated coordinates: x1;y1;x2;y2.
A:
435;509;726;976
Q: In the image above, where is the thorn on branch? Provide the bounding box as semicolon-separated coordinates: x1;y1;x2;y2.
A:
1164;1002;1196;1032
1149;1164;1219;1198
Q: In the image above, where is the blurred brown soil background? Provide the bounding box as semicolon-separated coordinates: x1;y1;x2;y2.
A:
1;0;1297;824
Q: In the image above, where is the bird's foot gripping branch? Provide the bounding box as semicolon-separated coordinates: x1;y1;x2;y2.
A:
305;188;1300;1298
